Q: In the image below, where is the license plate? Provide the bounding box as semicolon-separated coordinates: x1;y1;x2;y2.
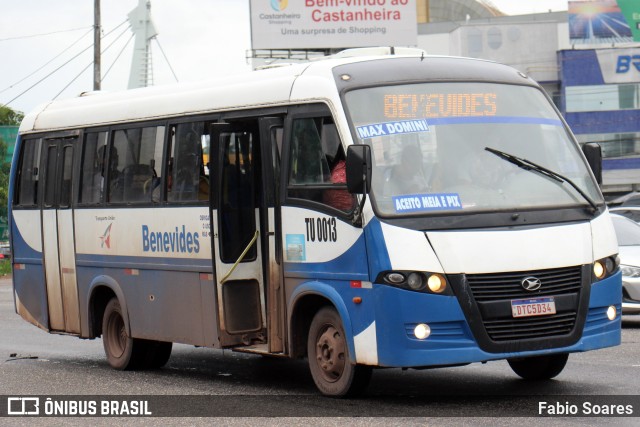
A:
511;297;556;318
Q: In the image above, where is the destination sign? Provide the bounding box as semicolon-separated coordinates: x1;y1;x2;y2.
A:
384;93;497;119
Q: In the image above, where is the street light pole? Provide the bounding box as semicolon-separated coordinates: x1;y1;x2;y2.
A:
93;0;101;91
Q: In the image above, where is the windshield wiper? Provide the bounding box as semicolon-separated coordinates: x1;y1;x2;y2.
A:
485;147;599;214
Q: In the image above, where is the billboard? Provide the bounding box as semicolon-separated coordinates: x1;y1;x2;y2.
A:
569;0;640;44
249;0;418;50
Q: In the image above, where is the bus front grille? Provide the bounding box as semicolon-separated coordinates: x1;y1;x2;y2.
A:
464;266;583;343
482;311;577;341
466;266;583;302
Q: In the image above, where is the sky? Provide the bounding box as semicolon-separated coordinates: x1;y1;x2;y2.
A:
0;0;570;116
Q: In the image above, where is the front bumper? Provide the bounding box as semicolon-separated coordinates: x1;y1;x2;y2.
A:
357;272;621;368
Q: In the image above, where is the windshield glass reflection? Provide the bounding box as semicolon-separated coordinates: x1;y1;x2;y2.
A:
344;82;603;217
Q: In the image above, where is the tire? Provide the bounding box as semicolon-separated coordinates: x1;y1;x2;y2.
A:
143;340;172;369
307;306;372;397
102;298;147;370
508;353;569;380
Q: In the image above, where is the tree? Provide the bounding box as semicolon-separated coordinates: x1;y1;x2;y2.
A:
0;105;24;126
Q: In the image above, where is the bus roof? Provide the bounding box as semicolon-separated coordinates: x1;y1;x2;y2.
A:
19;53;532;134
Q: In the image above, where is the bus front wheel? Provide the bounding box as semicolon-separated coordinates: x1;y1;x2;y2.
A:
307;306;372;397
102;297;147;370
143;340;172;369
508;353;569;380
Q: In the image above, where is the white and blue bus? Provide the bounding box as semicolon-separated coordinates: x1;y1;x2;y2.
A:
9;49;621;396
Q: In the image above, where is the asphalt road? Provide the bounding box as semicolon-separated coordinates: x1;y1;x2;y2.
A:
1;276;640;426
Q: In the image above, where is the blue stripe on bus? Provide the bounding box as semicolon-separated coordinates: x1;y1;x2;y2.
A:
426;116;563;126
75;253;213;272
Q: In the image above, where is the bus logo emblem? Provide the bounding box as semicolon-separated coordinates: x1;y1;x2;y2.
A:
521;276;541;291
100;223;113;249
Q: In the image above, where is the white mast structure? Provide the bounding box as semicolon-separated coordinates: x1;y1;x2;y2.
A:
128;0;158;89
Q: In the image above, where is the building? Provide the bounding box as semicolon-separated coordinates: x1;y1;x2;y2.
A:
416;0;503;23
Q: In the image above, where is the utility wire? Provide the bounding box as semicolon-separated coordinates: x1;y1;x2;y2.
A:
0;26;91;42
53;62;94;100
5;43;93;106
154;37;179;83
0;28;93;96
54;24;132;100
4;19;129;107
103;33;135;81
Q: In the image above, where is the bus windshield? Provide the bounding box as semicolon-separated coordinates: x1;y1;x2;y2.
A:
344;82;603;217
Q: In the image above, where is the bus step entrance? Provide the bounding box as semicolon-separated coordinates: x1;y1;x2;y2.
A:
233;344;287;357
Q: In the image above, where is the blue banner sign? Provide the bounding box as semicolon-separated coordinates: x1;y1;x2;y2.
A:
392;193;462;213
356;119;429;139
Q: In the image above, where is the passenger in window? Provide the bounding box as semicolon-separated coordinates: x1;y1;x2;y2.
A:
323;148;354;211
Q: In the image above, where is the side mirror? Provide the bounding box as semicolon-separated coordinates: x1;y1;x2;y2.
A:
346;145;372;194
582;143;602;185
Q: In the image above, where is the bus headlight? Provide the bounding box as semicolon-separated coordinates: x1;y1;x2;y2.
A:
607;305;617;321
593;255;619;281
407;273;425;291
593;261;605;279
427;274;447;293
378;271;451;295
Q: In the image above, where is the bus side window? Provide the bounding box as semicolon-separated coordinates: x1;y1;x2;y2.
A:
79;132;107;204
108;126;164;203
16;138;41;207
167;122;208;203
288;118;329;186
287;117;354;212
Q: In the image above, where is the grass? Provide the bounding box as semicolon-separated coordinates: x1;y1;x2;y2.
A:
0;259;11;276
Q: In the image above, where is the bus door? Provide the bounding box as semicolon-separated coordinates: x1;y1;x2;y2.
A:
211;122;267;347
258;117;285;353
40;136;81;333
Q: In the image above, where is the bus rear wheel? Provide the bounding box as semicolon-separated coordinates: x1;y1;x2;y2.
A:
508;353;569;380
102;297;148;370
307;306;372;397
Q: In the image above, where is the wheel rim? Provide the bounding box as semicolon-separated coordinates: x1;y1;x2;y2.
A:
106;311;126;358
314;324;346;383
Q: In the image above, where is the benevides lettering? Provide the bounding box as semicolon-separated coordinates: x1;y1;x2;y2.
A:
142;225;201;253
